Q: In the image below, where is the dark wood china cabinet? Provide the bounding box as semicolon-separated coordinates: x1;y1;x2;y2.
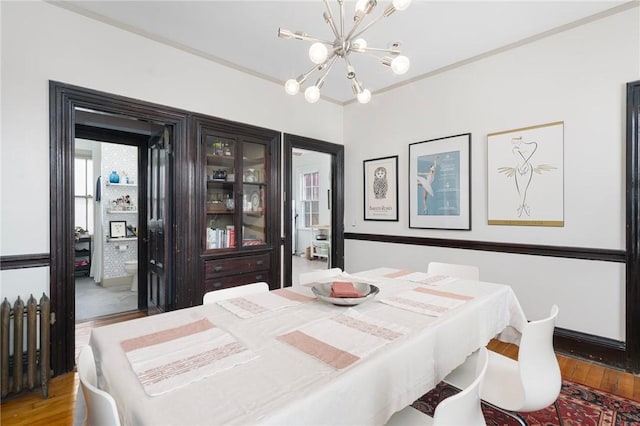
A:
194;116;281;297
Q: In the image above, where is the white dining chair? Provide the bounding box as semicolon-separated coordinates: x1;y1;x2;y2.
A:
445;305;561;412
427;262;479;281
77;345;121;426
202;282;269;304
387;347;489;426
298;267;342;285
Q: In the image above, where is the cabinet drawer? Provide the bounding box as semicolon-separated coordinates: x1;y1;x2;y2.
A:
204;254;270;279
204;270;270;292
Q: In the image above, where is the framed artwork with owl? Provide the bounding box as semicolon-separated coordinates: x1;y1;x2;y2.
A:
409;133;471;230
364;155;398;221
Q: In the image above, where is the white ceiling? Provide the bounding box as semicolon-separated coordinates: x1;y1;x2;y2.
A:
61;1;627;104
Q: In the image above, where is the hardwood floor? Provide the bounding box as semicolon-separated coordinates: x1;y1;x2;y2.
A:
1;311;145;426
1;315;638;425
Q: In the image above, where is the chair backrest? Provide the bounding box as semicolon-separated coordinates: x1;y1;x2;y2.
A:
298;268;342;285
517;304;561;412
202;282;269;304
432;346;488;425
77;346;121;426
427;262;479;281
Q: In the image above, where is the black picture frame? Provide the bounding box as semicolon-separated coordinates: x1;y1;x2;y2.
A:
363;155;399;221
409;133;471;230
109;220;127;238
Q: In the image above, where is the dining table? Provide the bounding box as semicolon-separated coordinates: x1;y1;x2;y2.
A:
89;267;527;425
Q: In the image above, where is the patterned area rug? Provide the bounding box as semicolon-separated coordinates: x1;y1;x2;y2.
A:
411;380;640;425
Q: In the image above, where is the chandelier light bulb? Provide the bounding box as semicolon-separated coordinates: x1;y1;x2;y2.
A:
357;88;371;104
355;0;375;15
284;79;300;95
304;85;321;103
308;42;328;64
390;55;410;75
392;0;412;11
352;38;367;52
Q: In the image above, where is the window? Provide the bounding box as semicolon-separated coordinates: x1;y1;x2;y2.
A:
301;171;319;227
74;154;94;233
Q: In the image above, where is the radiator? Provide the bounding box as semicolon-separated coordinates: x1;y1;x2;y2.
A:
0;294;51;399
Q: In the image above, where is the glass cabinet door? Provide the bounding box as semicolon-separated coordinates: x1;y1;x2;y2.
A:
205;135;236;250
241;141;266;248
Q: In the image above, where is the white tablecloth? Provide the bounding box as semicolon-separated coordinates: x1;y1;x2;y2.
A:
89;268;526;425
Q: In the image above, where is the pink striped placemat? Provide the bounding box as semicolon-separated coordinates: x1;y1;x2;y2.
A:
218;290;313;318
121;318;257;396
277;309;409;369
381;287;473;316
384;269;413;278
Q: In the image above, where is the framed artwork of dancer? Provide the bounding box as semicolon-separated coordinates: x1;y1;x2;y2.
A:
487;121;564;227
409;134;471;230
364;155;398;221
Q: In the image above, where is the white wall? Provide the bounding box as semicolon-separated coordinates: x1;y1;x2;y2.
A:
0;1;342;300
343;6;639;341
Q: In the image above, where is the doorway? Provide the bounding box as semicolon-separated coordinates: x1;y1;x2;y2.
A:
50;81;187;375
290;149;332;285
283;134;344;287
74;138;140;321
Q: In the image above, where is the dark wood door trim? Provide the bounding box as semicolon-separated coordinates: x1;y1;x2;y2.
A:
283;134;344;288
626;79;640;373
49;81;189;375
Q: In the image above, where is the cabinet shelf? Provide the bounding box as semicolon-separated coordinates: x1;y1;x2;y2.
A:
107;210;138;214
74;236;91;276
206;154;235;165
105;182;137;187
106;237;138;242
207;210;233;215
207;180;235;187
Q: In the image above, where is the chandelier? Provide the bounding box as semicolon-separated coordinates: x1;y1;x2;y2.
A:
278;0;412;104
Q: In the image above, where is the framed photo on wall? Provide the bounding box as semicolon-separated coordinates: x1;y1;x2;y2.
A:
363;155;398;221
409;134;471;230
109;220;127;238
487;121;564;226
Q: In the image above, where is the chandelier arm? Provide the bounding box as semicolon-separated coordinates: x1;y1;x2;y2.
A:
346;19;365;41
294;34;335;45
350;12;387;40
339;0;345;38
352;46;401;55
343;55;357;79
297;63;323;84
315;55;340;87
322;0;340;39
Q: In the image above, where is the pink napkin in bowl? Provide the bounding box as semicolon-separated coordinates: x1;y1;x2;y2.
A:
330;281;364;298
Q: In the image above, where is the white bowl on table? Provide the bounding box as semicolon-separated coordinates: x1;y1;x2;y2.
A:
311;282;380;306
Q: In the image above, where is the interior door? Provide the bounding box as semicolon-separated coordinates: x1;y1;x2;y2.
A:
147;128;172;314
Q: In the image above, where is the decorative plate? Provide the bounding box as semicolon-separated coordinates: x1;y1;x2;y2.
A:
250;191;260;209
311;282;380;306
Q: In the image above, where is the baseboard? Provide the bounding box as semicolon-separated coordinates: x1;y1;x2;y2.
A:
554;327;626;370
